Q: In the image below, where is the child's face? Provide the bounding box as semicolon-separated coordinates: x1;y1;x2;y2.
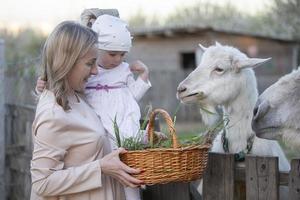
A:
98;50;126;69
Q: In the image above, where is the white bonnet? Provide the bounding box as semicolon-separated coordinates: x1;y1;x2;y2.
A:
92;14;132;52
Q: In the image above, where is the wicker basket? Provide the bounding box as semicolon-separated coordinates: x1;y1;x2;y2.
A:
120;108;211;185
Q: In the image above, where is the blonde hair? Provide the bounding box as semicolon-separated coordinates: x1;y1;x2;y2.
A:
41;21;98;111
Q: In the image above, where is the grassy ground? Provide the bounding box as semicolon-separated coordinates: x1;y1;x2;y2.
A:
161;121;300;161
278;140;300;161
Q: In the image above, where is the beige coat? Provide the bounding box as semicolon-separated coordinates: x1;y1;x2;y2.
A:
30;90;125;200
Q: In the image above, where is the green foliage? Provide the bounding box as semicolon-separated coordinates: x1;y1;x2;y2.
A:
166;1;241;26
172;102;181;126
113;115;122;148
268;0;300;40
0;28;45;62
113;105;153;150
114;104;228;150
122;136;148;151
127;10;161;28
278;138;300;161
28;65;37;78
0;28;45;77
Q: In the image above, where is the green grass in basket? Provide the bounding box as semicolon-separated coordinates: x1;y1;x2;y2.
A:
113;105;152;150
113;103;229;150
113;116;147;150
113;115;122;148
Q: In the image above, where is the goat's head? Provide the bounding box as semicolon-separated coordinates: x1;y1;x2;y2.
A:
252;68;300;147
177;42;271;107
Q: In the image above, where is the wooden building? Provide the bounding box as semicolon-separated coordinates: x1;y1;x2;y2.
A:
127;25;300;121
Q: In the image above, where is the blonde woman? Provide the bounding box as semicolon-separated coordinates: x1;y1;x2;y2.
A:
30;21;142;200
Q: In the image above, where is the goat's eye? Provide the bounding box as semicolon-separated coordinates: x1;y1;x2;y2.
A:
214;67;224;73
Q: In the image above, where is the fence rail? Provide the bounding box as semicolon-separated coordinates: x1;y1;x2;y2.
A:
0;36;6;200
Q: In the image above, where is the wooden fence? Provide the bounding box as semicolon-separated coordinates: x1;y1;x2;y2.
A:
4;103;300;200
3;103;300;200
5;104;34;200
0;38;6;200
203;153;300;200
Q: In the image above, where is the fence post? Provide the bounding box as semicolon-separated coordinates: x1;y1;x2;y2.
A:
292;44;299;70
0;39;6;200
289;159;300;200
203;152;235;200
246;155;279;200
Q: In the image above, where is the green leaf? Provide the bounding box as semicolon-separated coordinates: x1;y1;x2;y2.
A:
113;115;122;148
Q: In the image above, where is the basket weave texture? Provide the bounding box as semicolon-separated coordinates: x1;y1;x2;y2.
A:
120;108;211;185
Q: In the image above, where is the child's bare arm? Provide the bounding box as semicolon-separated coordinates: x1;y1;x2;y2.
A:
129;60;149;81
35;77;46;94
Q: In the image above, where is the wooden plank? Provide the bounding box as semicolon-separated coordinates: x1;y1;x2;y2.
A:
246;155;279;200
203;152;235;200
0;39;6;200
142;182;190;200
234;163;288;186
5;105;34;199
234;162;246;200
279;171;289;186
235;162;246;182
289;159;300;200
189;183;203;200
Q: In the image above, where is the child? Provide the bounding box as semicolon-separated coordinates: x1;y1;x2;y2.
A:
87;14;151;149
36;14;150;200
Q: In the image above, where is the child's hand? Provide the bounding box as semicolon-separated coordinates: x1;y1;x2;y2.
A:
129;60;149;81
35;77;46;94
153;131;168;143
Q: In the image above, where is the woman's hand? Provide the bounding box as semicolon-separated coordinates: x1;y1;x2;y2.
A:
35;77;46;94
129;60;149;81
99;148;143;187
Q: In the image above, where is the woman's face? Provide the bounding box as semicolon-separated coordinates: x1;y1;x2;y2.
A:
68;46;98;92
97;50;126;69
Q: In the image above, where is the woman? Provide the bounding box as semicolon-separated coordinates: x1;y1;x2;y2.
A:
30;21;142;200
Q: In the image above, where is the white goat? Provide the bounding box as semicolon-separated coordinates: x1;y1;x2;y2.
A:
252;67;300;149
177;42;290;198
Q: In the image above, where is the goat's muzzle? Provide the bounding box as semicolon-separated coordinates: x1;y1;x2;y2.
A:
177;85;187;93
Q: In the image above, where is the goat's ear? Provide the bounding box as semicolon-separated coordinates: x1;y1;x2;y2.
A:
237;57;271;70
215;41;222;47
198;43;207;52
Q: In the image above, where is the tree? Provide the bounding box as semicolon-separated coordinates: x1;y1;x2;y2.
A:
127;0;300;41
128;10;160;28
165;1;243;28
269;0;300;40
0;28;46;78
0;28;46;68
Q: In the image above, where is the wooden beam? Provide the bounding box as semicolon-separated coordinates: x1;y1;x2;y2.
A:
246;155;279;200
0;39;6;200
203;152;235;200
289;159;300;200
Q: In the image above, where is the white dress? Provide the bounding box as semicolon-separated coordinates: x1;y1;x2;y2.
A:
85;62;151;149
85;62;151;200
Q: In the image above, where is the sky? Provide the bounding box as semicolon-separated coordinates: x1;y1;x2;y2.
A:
0;0;272;33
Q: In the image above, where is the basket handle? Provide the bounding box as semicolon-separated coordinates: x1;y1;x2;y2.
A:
147;109;179;148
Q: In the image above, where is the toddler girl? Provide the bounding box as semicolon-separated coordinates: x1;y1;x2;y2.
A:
87;15;151;152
